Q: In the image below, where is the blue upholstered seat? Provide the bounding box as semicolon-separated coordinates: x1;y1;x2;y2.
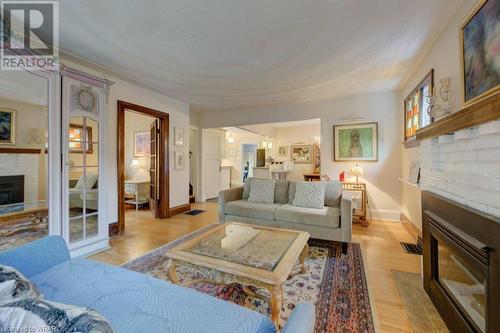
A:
0;236;315;333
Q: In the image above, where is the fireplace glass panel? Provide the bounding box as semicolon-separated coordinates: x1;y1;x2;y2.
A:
437;242;485;332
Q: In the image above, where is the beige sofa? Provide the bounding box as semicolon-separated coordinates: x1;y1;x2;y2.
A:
218;179;352;253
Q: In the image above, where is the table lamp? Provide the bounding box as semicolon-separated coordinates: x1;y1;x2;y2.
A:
130;159;141;179
349;164;365;183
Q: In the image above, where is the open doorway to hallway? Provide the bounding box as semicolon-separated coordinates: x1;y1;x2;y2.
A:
241;144;257;183
117;101;170;235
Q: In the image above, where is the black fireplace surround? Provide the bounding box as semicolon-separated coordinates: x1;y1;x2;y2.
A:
422;191;500;333
0;175;24;206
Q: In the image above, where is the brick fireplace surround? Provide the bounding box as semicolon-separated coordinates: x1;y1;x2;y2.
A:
420;120;500;219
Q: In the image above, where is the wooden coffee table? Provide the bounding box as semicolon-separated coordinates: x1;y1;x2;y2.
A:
165;222;310;327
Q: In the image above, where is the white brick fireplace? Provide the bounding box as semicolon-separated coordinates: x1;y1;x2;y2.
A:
420;120;500;218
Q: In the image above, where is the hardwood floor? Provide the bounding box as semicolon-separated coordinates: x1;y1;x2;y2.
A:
91;202;422;332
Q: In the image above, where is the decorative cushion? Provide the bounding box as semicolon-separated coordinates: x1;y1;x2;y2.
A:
0;298;115;333
248;179;276;204
0;265;40;306
242;177;253;199
274;180;290;204
324;181;343;207
291;181;326;209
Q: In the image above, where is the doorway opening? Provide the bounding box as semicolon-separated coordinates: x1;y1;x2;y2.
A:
117;101;169;235
241;144;257;183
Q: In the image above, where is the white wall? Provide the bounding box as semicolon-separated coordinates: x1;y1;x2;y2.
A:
274;124;320;181
399;0;476;230
62;59;191;224
201;91;402;221
124;111;154;180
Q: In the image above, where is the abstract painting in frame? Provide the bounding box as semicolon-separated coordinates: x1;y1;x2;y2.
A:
461;0;500;107
134;131;150;157
0;109;16;144
290;145;311;164
334;123;378;162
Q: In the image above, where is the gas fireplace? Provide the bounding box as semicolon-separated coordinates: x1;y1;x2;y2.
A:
422;191;500;333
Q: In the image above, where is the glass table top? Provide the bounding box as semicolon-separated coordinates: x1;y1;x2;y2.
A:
186;224;299;271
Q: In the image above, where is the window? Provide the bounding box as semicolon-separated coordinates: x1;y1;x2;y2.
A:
404;69;434;145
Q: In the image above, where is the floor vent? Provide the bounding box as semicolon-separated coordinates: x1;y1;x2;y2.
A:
401;237;423;255
184;209;206;216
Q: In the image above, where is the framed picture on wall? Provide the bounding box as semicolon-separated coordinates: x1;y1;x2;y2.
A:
333;122;378;162
461;0;500;107
290;145;311;164
134;131;150;157
174;127;184;146
69;123;93;153
0;109;16;144
229;148;238;159
278;146;287;156
174;151;184;170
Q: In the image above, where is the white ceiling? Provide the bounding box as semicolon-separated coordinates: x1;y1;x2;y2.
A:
60;0;464;111
264;119;321;128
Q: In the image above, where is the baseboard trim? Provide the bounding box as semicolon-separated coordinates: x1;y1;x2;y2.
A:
370;209;401;222
170;203;191;216
108;222;119;237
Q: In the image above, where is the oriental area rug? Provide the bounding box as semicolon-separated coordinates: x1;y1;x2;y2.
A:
123;225;375;333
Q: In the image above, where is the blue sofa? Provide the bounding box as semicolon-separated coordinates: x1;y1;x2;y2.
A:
0;236;315;333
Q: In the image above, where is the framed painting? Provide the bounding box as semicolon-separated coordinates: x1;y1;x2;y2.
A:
134;131;150;157
174;151;184;170
290;145;311;164
461;0;500;107
69;123;93;153
0;109;16;144
278;146;288;156
334;123;378;162
174;127;184;146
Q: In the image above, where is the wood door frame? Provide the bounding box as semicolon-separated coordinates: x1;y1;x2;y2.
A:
117;101;169;235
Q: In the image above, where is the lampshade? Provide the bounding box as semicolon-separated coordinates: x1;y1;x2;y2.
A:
349;164;365;182
130;159;141;168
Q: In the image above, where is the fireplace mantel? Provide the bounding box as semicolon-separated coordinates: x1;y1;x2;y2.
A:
417;93;500;141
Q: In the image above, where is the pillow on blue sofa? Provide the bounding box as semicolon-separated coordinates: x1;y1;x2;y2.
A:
0;265;41;306
0;298;115;333
248;179;276;204
292;181;326;209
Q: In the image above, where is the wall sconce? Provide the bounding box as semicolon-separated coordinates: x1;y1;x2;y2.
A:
227;132;235;143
